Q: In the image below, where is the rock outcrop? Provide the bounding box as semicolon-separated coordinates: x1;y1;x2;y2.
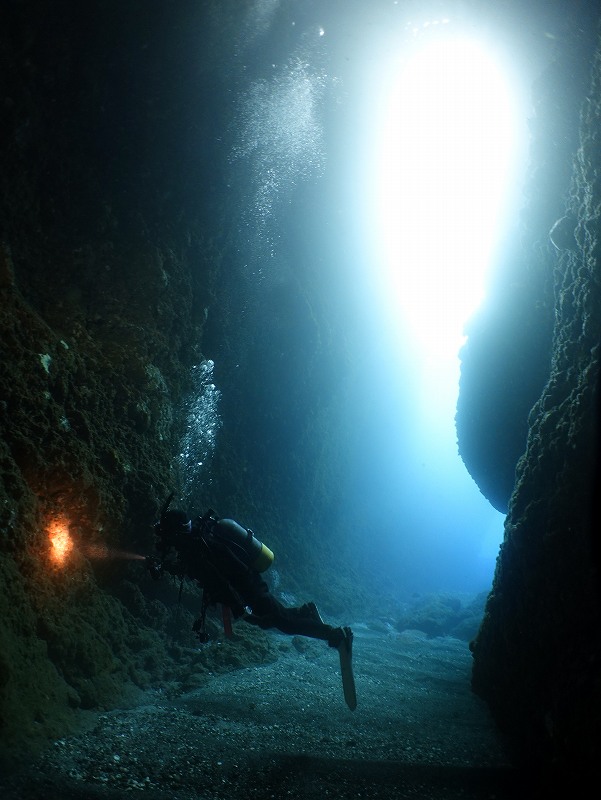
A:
470;29;601;785
456;39;594;513
0;0;247;764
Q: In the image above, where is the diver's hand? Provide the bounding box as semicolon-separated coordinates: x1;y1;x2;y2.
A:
145;555;163;580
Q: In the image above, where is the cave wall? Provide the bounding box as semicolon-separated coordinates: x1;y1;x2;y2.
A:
456;28;596;514
470;27;601;783
0;0;246;764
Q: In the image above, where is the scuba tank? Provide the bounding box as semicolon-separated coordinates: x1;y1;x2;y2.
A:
200;510;274;572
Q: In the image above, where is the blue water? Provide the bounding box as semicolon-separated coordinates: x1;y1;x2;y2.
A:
183;0;568;600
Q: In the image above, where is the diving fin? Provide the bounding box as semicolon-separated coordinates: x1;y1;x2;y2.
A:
337;626;357;711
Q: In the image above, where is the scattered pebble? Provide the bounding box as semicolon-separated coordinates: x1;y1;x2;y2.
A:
0;628;515;799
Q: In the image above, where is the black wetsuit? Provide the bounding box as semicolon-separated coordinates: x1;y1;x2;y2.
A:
170;520;341;645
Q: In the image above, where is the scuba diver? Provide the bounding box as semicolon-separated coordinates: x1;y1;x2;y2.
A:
147;494;354;654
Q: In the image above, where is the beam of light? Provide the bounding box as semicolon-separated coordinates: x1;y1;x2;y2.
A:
372;33;518;365
47;517;74;566
46;517;145;567
84;543;145;562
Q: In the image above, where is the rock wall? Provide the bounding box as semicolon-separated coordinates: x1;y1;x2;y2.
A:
470;29;601;784
0;0;264;765
456;34;595;513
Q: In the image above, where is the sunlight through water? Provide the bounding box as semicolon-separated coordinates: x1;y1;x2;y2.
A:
373;34;518;364
358;26;520;590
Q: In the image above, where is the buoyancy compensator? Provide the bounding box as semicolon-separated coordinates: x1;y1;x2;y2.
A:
198;509;274;572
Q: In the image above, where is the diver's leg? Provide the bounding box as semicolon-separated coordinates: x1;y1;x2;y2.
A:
247;593;346;647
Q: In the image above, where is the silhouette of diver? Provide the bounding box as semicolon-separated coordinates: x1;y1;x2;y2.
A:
147;496;353;652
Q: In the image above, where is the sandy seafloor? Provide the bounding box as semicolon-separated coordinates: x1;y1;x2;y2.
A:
0;622;523;799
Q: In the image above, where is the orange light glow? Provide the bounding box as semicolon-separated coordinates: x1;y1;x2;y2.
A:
47;518;74;566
